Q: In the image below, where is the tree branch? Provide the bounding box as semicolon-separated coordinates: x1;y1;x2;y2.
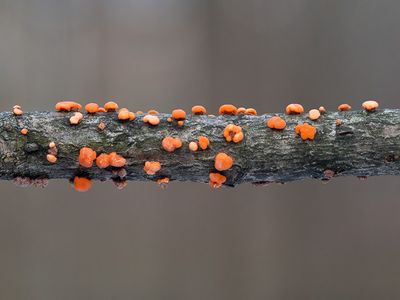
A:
1;109;399;186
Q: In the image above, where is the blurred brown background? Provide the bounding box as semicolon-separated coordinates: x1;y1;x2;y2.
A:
1;0;400;299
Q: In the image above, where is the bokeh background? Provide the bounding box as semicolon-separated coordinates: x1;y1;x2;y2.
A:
1;0;400;299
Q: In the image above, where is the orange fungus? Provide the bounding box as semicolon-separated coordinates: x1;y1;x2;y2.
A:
104;101;119;111
55;101;82;112
172;109;186;120
308;109;321;121
215;152;233;171
219;104;237;115
338;104;351;111
109;152;126;167
286;103;304;114
362;100;379;111
96;153;111;169
223;124;244;143
79;147;97;168
143;161;161;175
198;136;210;150
209;172;227;188
267;116;286;130
191;105;206;115
73;177;92;192
162;137;182;152
295;123;317;141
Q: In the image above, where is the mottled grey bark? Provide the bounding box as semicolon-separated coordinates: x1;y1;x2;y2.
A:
0;110;399;186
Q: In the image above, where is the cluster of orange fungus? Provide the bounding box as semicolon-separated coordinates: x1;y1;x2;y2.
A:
73;177;92;192
104;101;119;111
214;152;233;171
338;104;351;111
172;109;186;120
219;104;237;115
109;152;126;167
118;108;135;121
191;105;206;115
162;137;182;152
198;136;210;150
20;128;28;135
55;101;82;111
362;100;379;111
286;103;304;114
85;103;100;113
209;172;227;188
143;114;160;125
266;116;286;130
308;109;321;121
223;124;244;143
13;105;23;116
295;123;317;141
143;161;161;175
79;147;97;168
70;112;83;125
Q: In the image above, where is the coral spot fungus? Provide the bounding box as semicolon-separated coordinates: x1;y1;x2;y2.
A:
177;120;185;127
144;161;161;175
172;109;186;120
319;106;326;114
147;109;159;115
118;108;131;121
79;147;97;168
55;101;82;111
219;104;237;115
267;116;286;130
20;128;28;135
223;124;244;143
162;137;182;152
236;107;246;114
338;104;351;111
96;153;110;169
198;136;210;150
308;109;321;121
295;123;317;141
73;177;92;192
104;101;119;111
70;112;83;125
85;103;99;113
49;142;56;149
13;105;23;116
214;152;233;171
191;105;206;115
189;141;198;152
245;108;257;115
46;154;57;164
362;100;379;111
143;114;160;125
157;177;170;189
109;152;126;167
209;172;227;188
97;107;106;113
286;104;304;114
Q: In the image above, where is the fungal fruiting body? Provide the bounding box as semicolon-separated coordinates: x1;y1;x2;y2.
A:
49;142;56;149
198;136;210;150
308;109;321;121
143;161;161;175
214;152;233;171
46;154;57;164
219;104;237;115
162;137;182;152
236;107;246;114
118;108;132;121
172;109;186;120
245;108;257;115
97;107;106;113
223;124;244;143
104;101;119;111
79;147;97;168
286;104;304;114
13;105;23;116
55;101;82;112
295;123;317;141
362;100;379;111
98;122;106;130
157;177;170;189
209;172;227;188
20;128;28;135
267;116;286;130
147;109;159;115
109;152;126;167
191;105;206;115
85;103;100;113
96;153;111;169
338;104;352;111
319;106;326;114
143;114;160;125
189;142;198;152
70;112;83;125
73;177;92;192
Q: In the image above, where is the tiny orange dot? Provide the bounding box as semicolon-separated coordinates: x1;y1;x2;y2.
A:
20;128;28;135
73;177;92;192
245;108;257;115
236;107;246;114
46;154;57;164
189;141;198;152
338;104;351;111
198;136;210;150
104;101;119;111
172;109;186;120
318;106;326;114
98;122;106;130
147;109;159;115
177;120;184;126
308;109;321;121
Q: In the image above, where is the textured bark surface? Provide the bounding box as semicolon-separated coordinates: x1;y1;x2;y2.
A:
0;110;399;186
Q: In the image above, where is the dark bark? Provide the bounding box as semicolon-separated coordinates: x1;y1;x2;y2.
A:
1;109;400;186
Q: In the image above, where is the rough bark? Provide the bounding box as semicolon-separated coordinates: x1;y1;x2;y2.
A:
0;110;399;186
